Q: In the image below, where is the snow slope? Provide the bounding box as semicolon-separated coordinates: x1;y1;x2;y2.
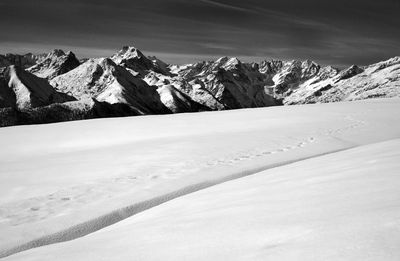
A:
0;98;400;258
0;66;74;109
162;56;279;110
50;58;169;114
285;57;400;104
6;138;400;261
27;50;80;80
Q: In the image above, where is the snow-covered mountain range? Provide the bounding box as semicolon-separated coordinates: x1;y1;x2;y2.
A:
1;46;399;126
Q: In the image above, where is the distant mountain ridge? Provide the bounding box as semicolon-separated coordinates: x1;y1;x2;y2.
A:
0;46;399;127
27;49;80;80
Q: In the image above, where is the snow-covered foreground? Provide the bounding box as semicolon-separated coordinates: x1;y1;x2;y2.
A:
1;98;400;259
6;138;400;261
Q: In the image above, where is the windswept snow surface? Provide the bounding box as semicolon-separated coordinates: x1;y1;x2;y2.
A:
1;98;400;259
6;138;400;261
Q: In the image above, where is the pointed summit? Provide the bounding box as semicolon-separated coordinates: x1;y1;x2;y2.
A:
215;56;229;64
111;46;170;76
301;60;320;78
51;58;169;114
336;65;364;82
259;59;284;74
28;49;80;79
47;49;66;58
222;57;241;70
210;57;242;71
112;46;146;62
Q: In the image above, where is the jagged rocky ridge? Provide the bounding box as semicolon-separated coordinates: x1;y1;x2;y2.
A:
0;53;46;69
28;49;80;80
0;46;399;127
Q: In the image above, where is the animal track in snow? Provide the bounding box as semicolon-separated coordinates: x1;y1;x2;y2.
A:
205;136;316;168
325;115;366;136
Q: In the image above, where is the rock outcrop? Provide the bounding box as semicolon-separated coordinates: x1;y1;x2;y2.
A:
28;49;80;79
0;65;74;110
51;57;169;114
1;46;399;127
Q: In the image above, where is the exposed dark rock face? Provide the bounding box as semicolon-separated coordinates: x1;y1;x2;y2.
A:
0;65;75;110
335;65;364;82
28;50;81;79
0;99;139;127
0;53;45;69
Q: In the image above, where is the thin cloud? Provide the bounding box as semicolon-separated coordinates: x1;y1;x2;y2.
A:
0;0;399;67
198;43;236;51
199;0;256;13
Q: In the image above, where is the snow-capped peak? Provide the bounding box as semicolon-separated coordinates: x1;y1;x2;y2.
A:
112;46;145;62
111;46;171;76
335;65;363;82
47;49;66;58
27;49;80;79
215;56;229;64
2;45;400;127
213;57;241;70
365;56;400;73
301;59;319;70
1;65;74;109
223;57;240;70
259;59;284;74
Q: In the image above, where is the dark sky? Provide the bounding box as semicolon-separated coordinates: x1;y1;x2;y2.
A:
1;0;399;67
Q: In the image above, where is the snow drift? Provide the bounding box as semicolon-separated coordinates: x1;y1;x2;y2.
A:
0;98;400;258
